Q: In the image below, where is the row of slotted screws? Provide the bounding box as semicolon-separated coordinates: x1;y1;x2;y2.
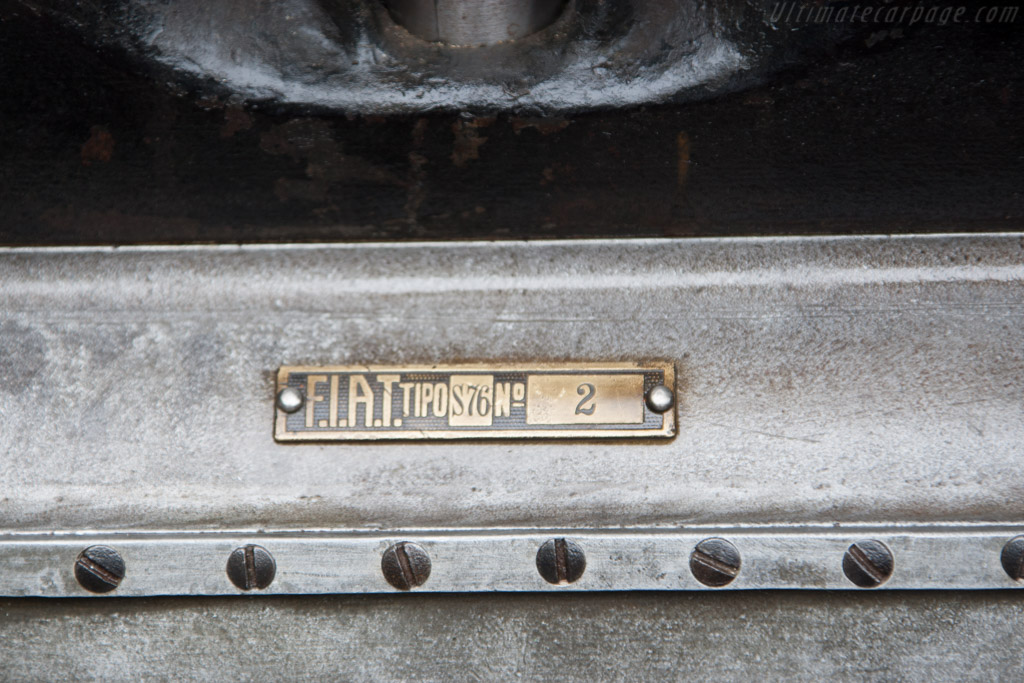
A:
73;535;1024;593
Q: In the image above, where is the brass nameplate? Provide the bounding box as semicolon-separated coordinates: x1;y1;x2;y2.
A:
275;363;675;441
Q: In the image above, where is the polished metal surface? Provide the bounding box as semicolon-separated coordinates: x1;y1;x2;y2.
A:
275;386;303;414
645;384;675;414
385;0;567;45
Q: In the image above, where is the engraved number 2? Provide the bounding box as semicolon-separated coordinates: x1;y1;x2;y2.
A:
575;383;596;415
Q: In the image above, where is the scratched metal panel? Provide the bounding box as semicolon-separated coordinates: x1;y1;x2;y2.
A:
2;592;1023;680
1;234;1023;534
2;234;1024;678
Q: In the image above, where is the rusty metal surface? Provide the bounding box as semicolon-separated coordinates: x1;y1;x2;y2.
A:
1;591;1023;680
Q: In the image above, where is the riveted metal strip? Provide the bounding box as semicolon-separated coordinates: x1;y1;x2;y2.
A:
3;527;1024;597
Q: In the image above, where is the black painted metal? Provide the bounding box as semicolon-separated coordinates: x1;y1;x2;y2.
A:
1;2;1021;244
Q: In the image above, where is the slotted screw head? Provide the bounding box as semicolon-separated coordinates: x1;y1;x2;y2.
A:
226;544;277;590
382;542;431;590
74;545;125;594
276;387;303;413
1000;535;1024;581
690;538;741;587
536;538;586;585
843;540;894;588
645;384;674;414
